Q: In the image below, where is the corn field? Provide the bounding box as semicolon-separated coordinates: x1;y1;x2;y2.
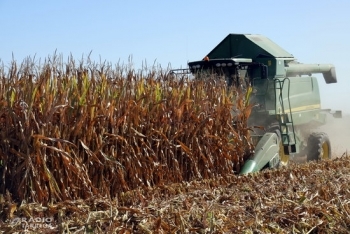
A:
0;55;254;204
1;56;350;233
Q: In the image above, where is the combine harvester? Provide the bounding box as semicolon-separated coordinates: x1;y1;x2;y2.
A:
174;34;341;174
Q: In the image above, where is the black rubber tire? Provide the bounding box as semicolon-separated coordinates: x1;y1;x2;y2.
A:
306;132;331;161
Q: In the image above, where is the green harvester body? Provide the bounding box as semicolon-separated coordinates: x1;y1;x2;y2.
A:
186;34;340;174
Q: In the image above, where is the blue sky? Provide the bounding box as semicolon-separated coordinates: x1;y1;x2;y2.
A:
1;0;350;113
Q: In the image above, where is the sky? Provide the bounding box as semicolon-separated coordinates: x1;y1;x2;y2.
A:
0;0;350;114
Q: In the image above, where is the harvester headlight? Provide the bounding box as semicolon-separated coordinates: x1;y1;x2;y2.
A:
227;63;233;67
221;63;226;67
216;63;221;67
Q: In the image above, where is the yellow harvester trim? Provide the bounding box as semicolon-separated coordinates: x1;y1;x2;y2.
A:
288;104;321;113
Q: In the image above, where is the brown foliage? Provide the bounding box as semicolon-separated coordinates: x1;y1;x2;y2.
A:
1;157;350;233
0;56;253;203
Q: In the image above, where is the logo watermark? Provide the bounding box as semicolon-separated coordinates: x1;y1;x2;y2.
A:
11;216;55;230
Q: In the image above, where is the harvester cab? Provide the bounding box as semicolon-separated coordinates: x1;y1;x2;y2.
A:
185;34;340;174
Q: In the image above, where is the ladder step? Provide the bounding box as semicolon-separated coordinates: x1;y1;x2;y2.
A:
282;133;296;145
283;144;297;155
278;114;291;123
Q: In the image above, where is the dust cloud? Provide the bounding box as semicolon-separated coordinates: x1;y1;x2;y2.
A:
318;113;350;157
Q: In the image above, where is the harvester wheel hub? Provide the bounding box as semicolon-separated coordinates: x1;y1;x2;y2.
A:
279;141;289;166
321;141;330;160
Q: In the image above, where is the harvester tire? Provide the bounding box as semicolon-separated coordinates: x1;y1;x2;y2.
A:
267;125;289;167
306;132;331;161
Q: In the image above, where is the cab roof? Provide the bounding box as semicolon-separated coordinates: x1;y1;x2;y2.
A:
206;34;294;60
